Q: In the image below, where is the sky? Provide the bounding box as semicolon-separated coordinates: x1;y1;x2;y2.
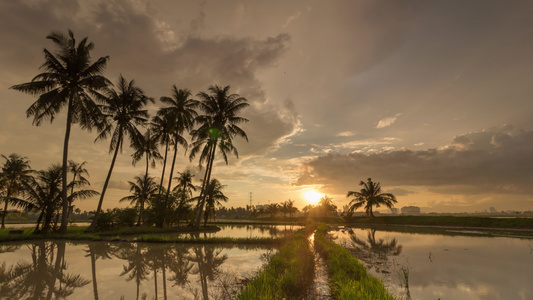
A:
1;0;533;213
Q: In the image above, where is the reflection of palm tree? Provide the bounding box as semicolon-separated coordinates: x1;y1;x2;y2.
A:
11;30;110;233
167;247;193;288
116;243;151;300
346;178;397;217
0;240;89;299
350;229;402;259
189;246;228;300
88;75;152;231
85;242;115;300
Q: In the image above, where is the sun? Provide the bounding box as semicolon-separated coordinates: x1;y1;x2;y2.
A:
303;190;323;205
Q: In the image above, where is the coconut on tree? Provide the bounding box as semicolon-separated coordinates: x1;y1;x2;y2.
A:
189;85;249;228
10;30;110;233
346;178;397;217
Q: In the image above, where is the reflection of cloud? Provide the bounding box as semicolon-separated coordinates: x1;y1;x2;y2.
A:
297;126;533;195
376;113;401;129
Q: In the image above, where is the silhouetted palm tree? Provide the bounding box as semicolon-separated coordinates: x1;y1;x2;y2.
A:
120;175;158;225
0;154;33;228
67;160;99;219
131;129;162;225
203;179;228;225
318;195;337;218
346;178;397;217
189;85;249;228
158;86;198;212
87;75;152;231
10;30;110;233
151;114;175;194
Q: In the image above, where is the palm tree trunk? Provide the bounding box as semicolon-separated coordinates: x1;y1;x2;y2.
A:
162;139;178;227
137;155;149;226
89;247;99;300
59;97;74;234
195;141;217;229
1;197;8;229
158;140;169;195
87;137;122;232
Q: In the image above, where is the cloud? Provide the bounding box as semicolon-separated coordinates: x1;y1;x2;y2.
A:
376;113;401;129
296;125;533;196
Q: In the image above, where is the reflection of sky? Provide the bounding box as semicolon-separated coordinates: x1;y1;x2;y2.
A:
332;228;533;300
0;241;270;299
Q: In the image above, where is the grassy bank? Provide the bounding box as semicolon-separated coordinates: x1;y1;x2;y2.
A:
345;215;533;229
314;224;394;300
238;226;316;299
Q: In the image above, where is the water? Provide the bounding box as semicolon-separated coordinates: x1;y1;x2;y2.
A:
331;227;533;300
0;240;272;299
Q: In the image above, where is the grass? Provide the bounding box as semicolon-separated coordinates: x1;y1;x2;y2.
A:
345;215;533;229
237;225;316;300
314;224;394;300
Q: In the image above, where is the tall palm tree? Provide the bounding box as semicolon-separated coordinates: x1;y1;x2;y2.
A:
151;114;175;194
158;86;198;210
346;178;397;217
131;129;162;225
87;75;152;231
0;154;33;228
189;85;249;228
10;30;110;233
203;179;228;225
119;175;158;225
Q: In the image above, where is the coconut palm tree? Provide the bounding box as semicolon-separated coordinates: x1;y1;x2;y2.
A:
151;114;175;194
346;178;397;217
10;30;110;233
131;129;162;225
119;175;158;225
0;154;33;228
158;86;198;208
67;160;98;220
318;195;337;218
203;179;228;225
189;85;249;228
87;75;153;231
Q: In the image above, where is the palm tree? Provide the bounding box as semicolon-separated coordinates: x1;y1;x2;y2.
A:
131;129;162;225
318;195;337;218
10;30;110;233
0;154;33;228
87;75;152;231
189;85;249;228
151;114;175;194
203;179;228;225
158;86;198;210
346;178;397;217
67;160;98;220
119;175;158;225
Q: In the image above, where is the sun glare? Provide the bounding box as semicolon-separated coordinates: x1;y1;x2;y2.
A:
303;190;323;205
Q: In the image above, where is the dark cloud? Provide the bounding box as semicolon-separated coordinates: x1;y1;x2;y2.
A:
296;126;533;195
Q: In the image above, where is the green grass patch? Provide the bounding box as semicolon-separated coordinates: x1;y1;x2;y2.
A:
314;224;394;300
345;215;533;229
238;226;316;300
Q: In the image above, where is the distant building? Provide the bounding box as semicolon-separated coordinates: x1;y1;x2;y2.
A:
401;206;421;215
390;208;399;215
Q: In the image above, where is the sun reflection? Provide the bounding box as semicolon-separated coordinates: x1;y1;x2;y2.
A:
303;190;323;205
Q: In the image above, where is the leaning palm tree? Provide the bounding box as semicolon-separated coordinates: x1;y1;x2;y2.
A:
189;85;249;228
119;175;158;225
131;129;162;225
203;179;228;225
87;75;153;232
158;86;198;207
346;178;397;217
0;154;33;228
10;30;110;233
